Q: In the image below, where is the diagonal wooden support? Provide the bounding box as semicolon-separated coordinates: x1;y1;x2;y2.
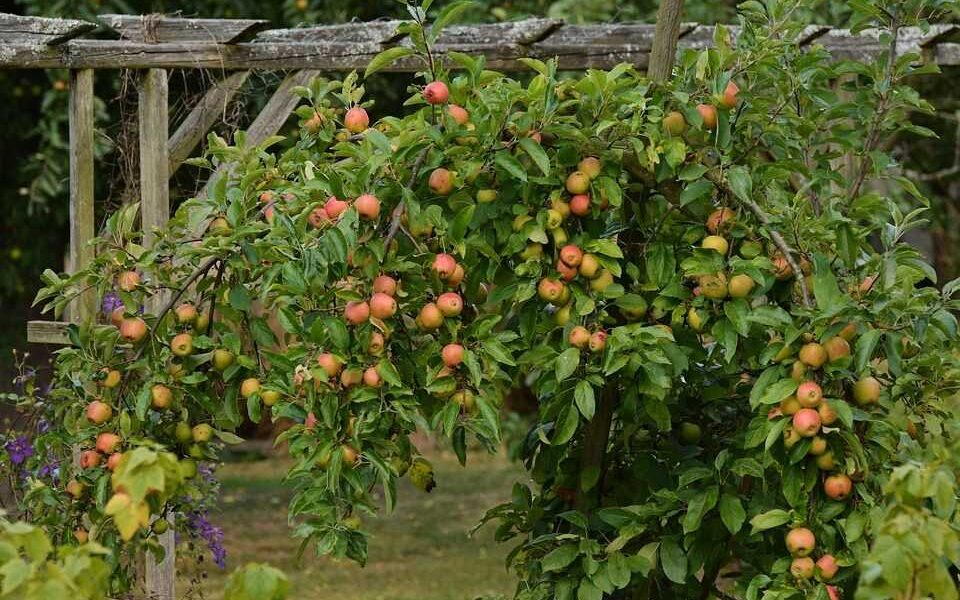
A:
168;70;250;177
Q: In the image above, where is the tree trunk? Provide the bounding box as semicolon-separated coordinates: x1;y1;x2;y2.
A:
647;0;686;83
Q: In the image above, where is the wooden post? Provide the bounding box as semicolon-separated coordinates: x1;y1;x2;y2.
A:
138;67;175;600
648;0;686;82
68;68;96;324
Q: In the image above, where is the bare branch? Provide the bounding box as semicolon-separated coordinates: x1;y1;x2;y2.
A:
383;145;431;250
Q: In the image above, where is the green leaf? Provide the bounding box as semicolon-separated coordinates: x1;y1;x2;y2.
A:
726;165;753;202
556;348;580;381
553;405;580;444
749;509;791;533
682;486;719;533
855;328;881;374
812;254;846;311
429;0;474;42
756;378;798;408
719;494;746;534
229;285;252;311
542;544;579;572
519;137;551;176
364;47;415;78
659;537;687;584
679;180;713;206
574;381;595;420
495;152;528;182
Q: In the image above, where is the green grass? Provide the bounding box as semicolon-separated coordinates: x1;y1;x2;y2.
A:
178;448;525;599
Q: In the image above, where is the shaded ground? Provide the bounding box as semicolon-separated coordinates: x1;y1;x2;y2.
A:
178;448;525;600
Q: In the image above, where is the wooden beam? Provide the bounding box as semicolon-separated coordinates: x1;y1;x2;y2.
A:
26;321;71;345
0;12;95;45
69;68;96;324
100;14;269;44
168;70;249;177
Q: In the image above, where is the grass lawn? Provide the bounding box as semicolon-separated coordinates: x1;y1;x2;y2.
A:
178;447;525;600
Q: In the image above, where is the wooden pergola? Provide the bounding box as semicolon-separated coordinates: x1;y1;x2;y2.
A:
8;8;958;599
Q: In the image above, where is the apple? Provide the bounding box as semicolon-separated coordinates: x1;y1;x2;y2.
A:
783;425;802;448
170;333;193;357
688;307;705;332
308;206;330;228
175;303;197;324
779;395;800;416
368;332;386;356
796;381;823;408
697;103;718;129
556;259;577;281
324;196;349;219
240;378;261;399
838;322;857;341
577;157;602;179
706;208;735;234
663;111;687;135
432;253;458;280
546;209;563;229
589;270;614;294
452;389;476;412
827;586;840;600
212;349;235;371
373;275;398;296
423;81;449;104
419;303;444;330
429;168;454;195
107;452;123;471
96;432;121;454
824;336;850;362
589;331;607;353
74;528;89;543
209;216;232;235
304;412;317;431
119;317;148;343
816;554;839;581
579;254;600;278
447;104;469;125
355;194;380;220
786;527;816;557
344;106;369;133
701;235;729;255
728;274;755;298
824;473;853;500
437;292;463;317
304;110;324;133
317;353;343;378
569;326;591;348
698;273;728;300
442;343;465;368
565;171;591;195
719;80;740;109
790;557;815;580
816;452;836;471
772;255;794;280
793;408;821;437
117;270;140;292
110;307;125;328
852;376;881;405
799;342;827;368
192;423;213;443
818;400;838;426
340;368;363;387
370;292;397;319
448;264;465;286
477;188;497;203
341;445;360;467
560;245;583;267
151;384;173;409
537;278;566;303
363;366;382;388
677;422;702;444
808;436;828;456
86;400;113;425
80;450;101;469
791;360;807;382
66;479;84;499
175;422;193;443
566;195;590;217
100;369;122;389
194;313;210;333
344;301;370;325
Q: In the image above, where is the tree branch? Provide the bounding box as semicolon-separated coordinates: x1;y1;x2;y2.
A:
383;145;430;249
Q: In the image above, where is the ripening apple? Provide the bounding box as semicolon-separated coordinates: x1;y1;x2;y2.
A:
96;432;121;454
448;264;465;286
838;322;857;341
783;425;802;448
117;270;140;292
119;317;148;343
706;208;735;234
307;206;330;229
701;235;729;255
687;307;705;332
192;423;213;443
317;353;343;378
796;381;823;408
728;274;755;298
816;554;839;581
579;253;600;278
429;167;455;196
106;452;123;471
66;479;85;499
823;336;850;362
816;451;836;471
569;194;591;216
799;342;827;369
447;104;469;125
363;366;382;388
589;270;614;294
75;527;89;543
452;389;476;412
372;275;398;296
477;188;497;203
86;400;113;425
194;313;210;333
261;389;280;407
344;301;370;325
697;103;718;129
790;360;807;382
560;245;583;267
663;110;687;135
432;253;457;280
175;303;198;325
100;369;122;389
369;292;397;319
545;208;564;230
340;368;363;387
344;106;369;133
852;375;881;405
779;395;801;416
240;378;261;399
209;348;233;371
790;557;815;580
565;171;591;195
437;292;463;317
818;400;838;426
109;306;125;328
772;255;794;280
698;273;728;300
824;473;853;500
577;157;602;179
208;216;231;235
324;196;349;219
80;450;101;469
442;344;465;368
808;436;828;456
588;331;607;353
423;81;449;104
556;259;577;281
341;445;360;467
151;384;173;409
418;303;444;330
569;326;590;349
355;194;380;220
304;412;318;431
519;242;543;262
793;408;821;437
786;527;816;557
719;80;740;109
170;333;194;357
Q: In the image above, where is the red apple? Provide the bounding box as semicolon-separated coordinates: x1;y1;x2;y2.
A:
86;400;113;425
80;450;101;469
786;527;816;557
418;303;444;330
589;331;607;353
423;81;449;105
706;208;735;234
824;473;853;500
355;194;380;220
569;194;591;216
363;365;382;388
447;104;469;125
437;292;463;317
317;353;343;378
432;253;458;280
344;301;370;325
372;275;398;296
96;432;121;454
796;381;823;408
816;554;839;581
569;326;590;348
560;245;583;267
719;80;740;109
793;408;821;437
442;343;465;368
697;103;718;129
344;106;369;133
106;452;123;472
429;168;454;196
119;317;148;343
369;293;397;320
117;270;140;292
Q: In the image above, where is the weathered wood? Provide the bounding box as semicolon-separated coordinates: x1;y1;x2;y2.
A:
0;12;95;45
648;0;685;81
101;14;269;44
145;524;176;600
140;69;170;253
26;320;71;345
168;70;249;177
69;68;96;324
1;23;959;70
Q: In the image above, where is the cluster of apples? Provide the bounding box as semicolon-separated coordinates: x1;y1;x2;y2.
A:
785;526;841;591
662;80;740;135
691;208;761;302
306;193;380;227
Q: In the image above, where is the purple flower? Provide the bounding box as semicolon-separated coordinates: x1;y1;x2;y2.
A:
4;436;34;466
186;510;227;569
36;419;50;434
102;291;122;316
37;457;60;482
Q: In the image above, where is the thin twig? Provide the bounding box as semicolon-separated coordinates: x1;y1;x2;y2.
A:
383;145;431;249
152;256;220;334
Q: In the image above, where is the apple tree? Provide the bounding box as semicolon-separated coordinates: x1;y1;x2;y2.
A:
26;0;960;598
